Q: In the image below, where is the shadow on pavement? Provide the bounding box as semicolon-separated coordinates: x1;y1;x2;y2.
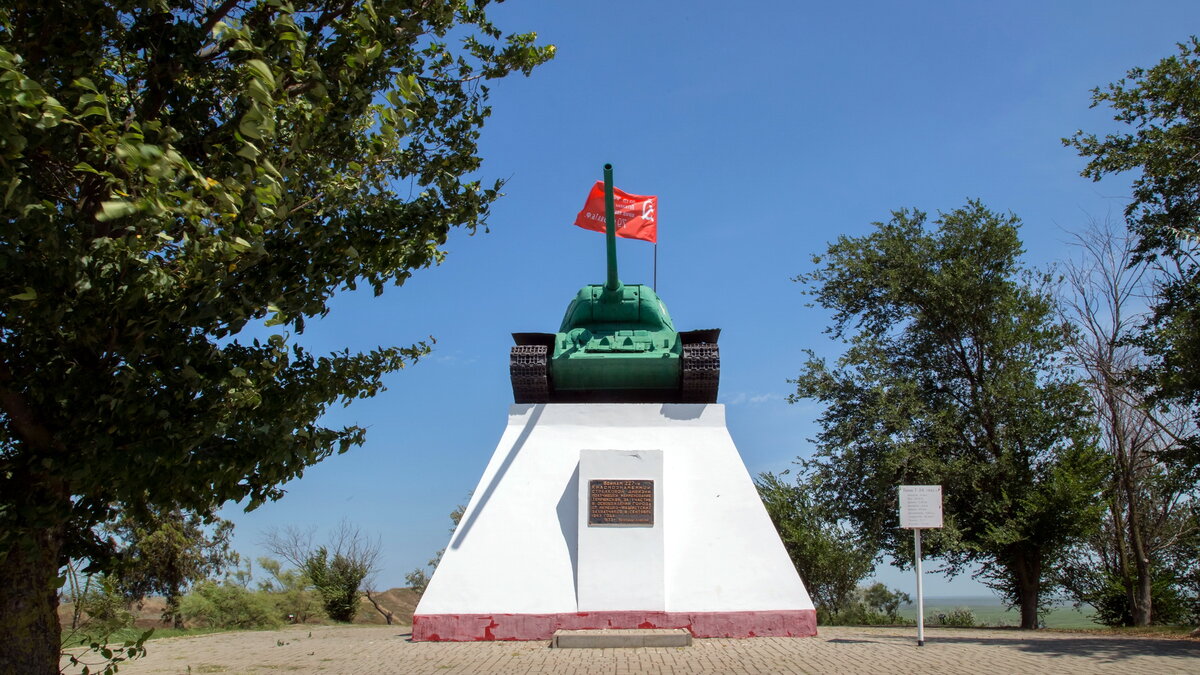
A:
926;633;1200;662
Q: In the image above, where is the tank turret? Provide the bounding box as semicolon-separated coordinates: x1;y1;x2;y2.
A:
510;165;720;403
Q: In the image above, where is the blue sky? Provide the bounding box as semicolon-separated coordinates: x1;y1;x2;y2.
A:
219;1;1200;598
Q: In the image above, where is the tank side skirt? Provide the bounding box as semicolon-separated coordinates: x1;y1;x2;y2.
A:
681;343;720;403
510;345;550;403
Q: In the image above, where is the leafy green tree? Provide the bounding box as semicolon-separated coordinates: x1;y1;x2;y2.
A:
824;583;913;626
1065;37;1200;448
755;472;875;619
105;508;239;628
0;2;552;672
861;582;911;621
303;546;372;622
792;202;1106;629
263;520;380;623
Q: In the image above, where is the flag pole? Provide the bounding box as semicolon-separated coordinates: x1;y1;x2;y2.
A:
654;243;657;292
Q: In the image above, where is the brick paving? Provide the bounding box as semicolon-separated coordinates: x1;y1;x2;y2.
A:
62;624;1200;674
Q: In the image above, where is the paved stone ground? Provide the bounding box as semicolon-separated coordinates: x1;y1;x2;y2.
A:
62;624;1200;674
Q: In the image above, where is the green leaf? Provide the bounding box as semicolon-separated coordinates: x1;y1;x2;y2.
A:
239;115;263;140
237;142;260;160
245;59;275;89
96;200;138;222
4;177;19;207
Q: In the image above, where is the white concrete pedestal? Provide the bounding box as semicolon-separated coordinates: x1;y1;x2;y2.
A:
412;404;816;641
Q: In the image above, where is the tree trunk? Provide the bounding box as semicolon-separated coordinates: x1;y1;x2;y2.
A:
167;592;184;629
0;523;66;675
364;590;394;625
1123;468;1153;626
1012;549;1042;630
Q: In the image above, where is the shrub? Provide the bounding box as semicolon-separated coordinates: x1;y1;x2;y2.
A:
75;575;135;636
180;581;281;629
303;547;370;622
1087;570;1195;627
930;607;977;627
257;558;325;624
818;583;914;626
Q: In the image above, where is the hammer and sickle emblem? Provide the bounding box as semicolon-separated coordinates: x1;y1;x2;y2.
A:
642;199;655;222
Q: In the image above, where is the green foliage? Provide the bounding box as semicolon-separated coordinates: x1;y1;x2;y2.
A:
1066;37;1200;440
930;607;978;627
404;567;431;596
179;580;281;630
62;629;152;675
257;557;324;624
1060;516;1200;628
105;508;239;628
72;575;134;637
262;521;380;622
302;547;370;623
1088;571;1192;627
756;472;875;616
792;202;1106;628
60;574;151;675
817;583;914;626
0;0;551;669
861;582;912;620
1067;37;1200;262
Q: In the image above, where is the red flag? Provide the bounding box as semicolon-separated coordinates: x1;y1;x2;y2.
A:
573;181;658;243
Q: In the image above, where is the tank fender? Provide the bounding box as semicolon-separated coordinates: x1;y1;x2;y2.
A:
512;332;556;347
679;328;721;344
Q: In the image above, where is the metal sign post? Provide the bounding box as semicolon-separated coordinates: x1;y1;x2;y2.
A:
899;485;943;647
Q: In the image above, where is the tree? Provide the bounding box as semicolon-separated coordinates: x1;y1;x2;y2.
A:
860;582;911;622
755;472;875;620
1056;219;1199;626
1065;37;1200;444
0;2;553;671
103;508;239;628
263;520;380;623
792;202;1106;629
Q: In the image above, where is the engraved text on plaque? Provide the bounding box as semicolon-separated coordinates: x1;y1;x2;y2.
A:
588;479;654;526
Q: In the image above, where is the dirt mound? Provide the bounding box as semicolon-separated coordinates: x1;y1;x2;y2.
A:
356;588;421;625
59;596;175;631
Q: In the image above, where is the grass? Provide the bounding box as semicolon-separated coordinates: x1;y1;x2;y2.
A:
897;596;1098;629
62;624;252;647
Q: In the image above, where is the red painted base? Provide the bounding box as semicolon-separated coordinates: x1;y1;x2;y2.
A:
411;609;817;641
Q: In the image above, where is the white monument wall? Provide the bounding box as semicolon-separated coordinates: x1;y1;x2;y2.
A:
412;403;816;640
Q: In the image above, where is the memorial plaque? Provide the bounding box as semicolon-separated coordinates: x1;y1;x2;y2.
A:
588;479;654;526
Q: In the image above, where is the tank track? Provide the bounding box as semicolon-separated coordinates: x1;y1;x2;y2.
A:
681;343;720;403
510;345;550;403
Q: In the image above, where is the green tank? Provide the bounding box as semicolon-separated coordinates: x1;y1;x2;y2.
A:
510;165;720;404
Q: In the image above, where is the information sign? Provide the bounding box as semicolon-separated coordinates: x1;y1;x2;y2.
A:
899;485;943;529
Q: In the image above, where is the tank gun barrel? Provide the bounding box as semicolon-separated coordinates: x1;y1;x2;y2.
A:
603;163;621;293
